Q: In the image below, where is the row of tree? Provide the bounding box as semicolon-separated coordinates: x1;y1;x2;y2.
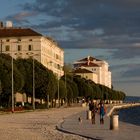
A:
0;54;126;108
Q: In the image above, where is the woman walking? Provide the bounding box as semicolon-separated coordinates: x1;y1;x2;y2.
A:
99;102;106;124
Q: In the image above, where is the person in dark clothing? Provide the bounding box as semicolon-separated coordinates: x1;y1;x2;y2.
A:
91;103;96;124
88;100;93;111
99;103;106;124
89;100;97;124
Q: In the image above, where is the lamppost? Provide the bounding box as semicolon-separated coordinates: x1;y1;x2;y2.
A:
58;75;60;107
32;57;35;110
0;40;2;54
0;80;2;94
46;61;52;109
57;64;60;107
11;43;14;113
0;80;2;107
64;71;67;105
29;53;39;110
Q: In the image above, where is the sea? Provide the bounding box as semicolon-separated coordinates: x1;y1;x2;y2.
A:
119;96;140;126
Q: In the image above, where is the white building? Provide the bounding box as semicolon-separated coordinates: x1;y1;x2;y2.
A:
73;56;111;88
0;22;64;77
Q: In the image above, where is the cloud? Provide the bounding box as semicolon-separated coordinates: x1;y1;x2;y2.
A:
122;64;140;77
3;0;140;60
5;11;37;25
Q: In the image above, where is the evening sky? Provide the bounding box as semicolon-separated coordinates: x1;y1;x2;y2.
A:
0;0;140;96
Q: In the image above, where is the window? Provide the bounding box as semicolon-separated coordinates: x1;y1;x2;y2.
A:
5;45;10;51
17;39;21;42
56;54;59;59
17;45;21;51
28;45;32;51
92;68;96;71
29;39;32;41
6;39;10;42
29;56;33;59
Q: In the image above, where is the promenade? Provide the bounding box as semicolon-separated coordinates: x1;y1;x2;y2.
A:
0;104;139;140
57;105;140;140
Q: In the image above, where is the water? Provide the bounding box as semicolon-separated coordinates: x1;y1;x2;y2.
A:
124;96;140;103
119;96;140;126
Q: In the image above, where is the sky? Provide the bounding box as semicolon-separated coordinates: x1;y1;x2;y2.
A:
0;0;140;96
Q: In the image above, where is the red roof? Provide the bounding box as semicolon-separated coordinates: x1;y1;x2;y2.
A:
80;62;99;67
78;56;101;62
74;68;93;73
0;28;42;37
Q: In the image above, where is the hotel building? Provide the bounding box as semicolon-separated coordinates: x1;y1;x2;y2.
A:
0;21;64;104
0;21;64;77
73;56;111;88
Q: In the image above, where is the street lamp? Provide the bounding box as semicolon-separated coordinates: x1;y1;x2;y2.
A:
58;75;60;107
29;53;39;110
11;43;14;113
32;57;35;110
0;80;2;94
0;80;2;100
46;61;52;109
57;64;61;107
63;70;67;105
0;40;2;54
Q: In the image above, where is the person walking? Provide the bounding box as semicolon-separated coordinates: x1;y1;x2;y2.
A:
89;100;97;124
99;102;106;124
91;102;97;124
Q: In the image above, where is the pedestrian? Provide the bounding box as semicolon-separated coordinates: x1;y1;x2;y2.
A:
91;102;97;124
99;102;106;124
88;100;93;111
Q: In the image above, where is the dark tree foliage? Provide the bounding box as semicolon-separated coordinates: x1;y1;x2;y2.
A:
72;74;126;101
61;74;79;104
58;79;67;99
16;58;57;101
0;54;24;107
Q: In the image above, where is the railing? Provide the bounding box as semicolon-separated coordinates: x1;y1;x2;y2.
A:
107;103;140;130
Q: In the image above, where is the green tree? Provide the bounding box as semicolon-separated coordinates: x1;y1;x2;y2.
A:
0;54;24;107
16;58;58;104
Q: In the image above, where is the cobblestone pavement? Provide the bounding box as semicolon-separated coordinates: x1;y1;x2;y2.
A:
0;106;139;140
0;107;87;140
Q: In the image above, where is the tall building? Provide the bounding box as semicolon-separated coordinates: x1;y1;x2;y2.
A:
73;56;111;88
0;21;64;77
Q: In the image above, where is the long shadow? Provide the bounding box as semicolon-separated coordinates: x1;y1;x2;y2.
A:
56;110;103;140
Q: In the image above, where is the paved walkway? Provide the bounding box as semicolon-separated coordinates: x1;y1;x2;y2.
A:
57;107;140;140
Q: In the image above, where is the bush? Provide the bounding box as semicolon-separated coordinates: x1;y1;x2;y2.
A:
23;102;33;110
35;103;48;109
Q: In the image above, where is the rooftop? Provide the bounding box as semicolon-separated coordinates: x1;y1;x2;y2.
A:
74;68;93;73
78;56;101;62
0;28;42;38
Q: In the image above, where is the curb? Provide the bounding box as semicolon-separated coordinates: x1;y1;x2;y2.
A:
56;116;103;140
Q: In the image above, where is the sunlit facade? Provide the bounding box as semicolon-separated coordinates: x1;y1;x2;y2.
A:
0;23;64;78
73;56;111;88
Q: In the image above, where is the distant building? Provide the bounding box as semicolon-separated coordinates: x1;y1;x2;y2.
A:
73;56;111;88
0;21;64;78
0;21;64;104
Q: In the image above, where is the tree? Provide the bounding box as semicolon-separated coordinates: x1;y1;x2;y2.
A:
16;58;58;104
0;54;24;107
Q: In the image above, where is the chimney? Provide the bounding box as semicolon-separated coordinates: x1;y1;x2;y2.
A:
6;21;13;28
87;56;90;66
0;21;3;28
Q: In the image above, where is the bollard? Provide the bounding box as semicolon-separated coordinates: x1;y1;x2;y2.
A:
87;110;92;120
110;114;119;130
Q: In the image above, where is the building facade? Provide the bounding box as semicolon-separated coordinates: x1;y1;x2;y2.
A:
0;21;64;104
0;22;64;78
73;56;111;88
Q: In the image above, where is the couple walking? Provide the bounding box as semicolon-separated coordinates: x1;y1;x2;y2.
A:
89;100;106;124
